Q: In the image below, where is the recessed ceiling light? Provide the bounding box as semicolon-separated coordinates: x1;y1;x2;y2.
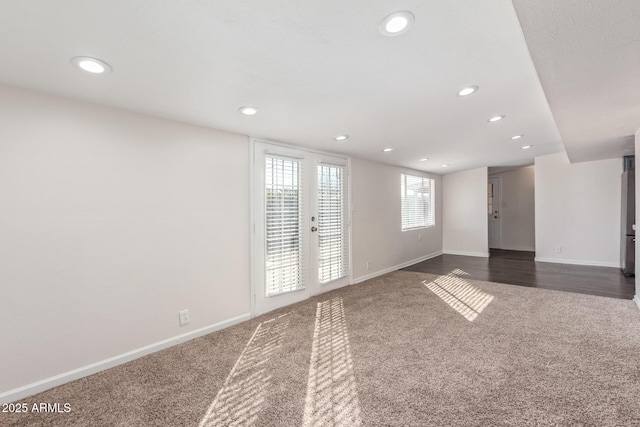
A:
488;115;505;122
382;148;394;152
441;164;450;168
521;145;533;150
334;135;349;141
239;106;259;116
379;11;414;36
511;135;523;140
457;86;478;97
71;56;112;74
419;158;429;162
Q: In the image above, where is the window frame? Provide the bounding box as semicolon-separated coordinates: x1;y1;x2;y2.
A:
401;173;435;231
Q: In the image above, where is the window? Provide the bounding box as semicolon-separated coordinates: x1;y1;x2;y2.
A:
401;174;435;230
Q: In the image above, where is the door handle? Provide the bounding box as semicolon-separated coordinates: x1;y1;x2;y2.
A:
311;226;317;232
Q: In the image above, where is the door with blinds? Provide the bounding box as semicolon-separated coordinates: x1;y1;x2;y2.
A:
253;141;350;316
310;158;350;293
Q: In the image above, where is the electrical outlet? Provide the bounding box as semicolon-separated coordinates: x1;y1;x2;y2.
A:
179;309;190;326
555;246;563;254
366;260;371;270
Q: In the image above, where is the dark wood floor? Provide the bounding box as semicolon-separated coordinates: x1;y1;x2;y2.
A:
402;249;636;300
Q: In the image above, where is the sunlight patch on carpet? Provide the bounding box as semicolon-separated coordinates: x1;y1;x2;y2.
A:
198;314;289;427
303;297;362;427
423;269;494;321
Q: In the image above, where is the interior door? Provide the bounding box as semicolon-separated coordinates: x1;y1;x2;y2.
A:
253;141;350;316
488;176;501;249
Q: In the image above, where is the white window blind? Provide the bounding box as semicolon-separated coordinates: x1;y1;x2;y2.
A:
265;156;305;296
317;163;348;284
401;174;435;230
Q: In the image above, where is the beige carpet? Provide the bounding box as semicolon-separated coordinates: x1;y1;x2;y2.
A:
3;270;640;426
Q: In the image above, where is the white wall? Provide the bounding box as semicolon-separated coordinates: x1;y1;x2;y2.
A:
0;86;448;401
0;85;251;400
442;167;489;257
489;166;535;251
351;158;442;282
535;152;621;267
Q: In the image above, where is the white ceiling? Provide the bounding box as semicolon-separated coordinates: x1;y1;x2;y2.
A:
0;1;635;174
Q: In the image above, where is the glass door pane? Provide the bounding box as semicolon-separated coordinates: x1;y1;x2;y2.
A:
317;163;347;284
265;156;305;295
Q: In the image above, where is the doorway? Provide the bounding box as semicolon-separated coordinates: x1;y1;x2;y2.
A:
252;141;351;316
487;166;536;254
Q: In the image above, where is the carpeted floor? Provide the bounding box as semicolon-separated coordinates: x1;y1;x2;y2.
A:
3;270;640;426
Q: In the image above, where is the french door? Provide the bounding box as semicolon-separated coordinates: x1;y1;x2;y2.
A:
253;141;350;316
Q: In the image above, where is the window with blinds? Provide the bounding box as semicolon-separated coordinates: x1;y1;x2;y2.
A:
317;163;348;284
265;156;305;296
401;174;435;231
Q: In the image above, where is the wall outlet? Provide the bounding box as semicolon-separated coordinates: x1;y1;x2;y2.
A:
366;260;371;270
555;246;563;254
179;309;190;326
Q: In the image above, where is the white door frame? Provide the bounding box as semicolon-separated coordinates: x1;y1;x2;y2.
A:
250;138;352;317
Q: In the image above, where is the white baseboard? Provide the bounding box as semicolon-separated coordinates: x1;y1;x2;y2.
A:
534;257;620;268
443;250;490;258
0;313;251;405
634;296;640;312
352;251;443;284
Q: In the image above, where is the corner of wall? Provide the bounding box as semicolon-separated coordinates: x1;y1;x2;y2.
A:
350;158;443;279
